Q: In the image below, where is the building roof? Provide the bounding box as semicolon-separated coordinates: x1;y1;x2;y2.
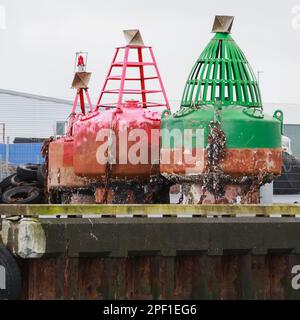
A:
0;88;73;105
0;88;73;141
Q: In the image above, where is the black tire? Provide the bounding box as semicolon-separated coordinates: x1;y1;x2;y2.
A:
10;174;39;187
0;243;22;300
10;174;23;186
17;164;39;181
37;164;45;188
0;175;15;190
2;186;43;204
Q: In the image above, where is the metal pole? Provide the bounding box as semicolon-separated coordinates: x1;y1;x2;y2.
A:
5;136;9;177
137;47;147;107
149;47;170;110
257;70;264;86
0;154;2;181
117;46;130;107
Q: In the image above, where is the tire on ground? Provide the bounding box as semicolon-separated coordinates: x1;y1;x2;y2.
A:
0;175;15;190
0;243;22;300
2;186;43;204
10;174;39;187
17;164;39;181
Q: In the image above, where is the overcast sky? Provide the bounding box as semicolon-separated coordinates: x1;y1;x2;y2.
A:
0;0;299;105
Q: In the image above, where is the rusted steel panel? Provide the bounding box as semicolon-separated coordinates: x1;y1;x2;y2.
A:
25;259;56;300
73;107;161;179
251;256;270;299
220;148;282;176
181;183;260;205
48;140;89;189
173;256;193;300
77;258;106;300
160;148;282;177
126;257;152;300
20;254;300;300
95;181;170;204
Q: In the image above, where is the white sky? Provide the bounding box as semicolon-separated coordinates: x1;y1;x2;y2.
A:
0;0;299;106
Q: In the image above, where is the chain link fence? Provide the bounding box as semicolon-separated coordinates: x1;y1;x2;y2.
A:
0;138;43;180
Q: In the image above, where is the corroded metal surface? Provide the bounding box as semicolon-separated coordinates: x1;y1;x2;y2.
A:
20;254;300;300
47;132;168;204
95;178;170;204
160;148;282;177
73;106;161;178
181;184;260;204
47;139;89;189
48;167;89;189
161;146;281;204
220;148;282;175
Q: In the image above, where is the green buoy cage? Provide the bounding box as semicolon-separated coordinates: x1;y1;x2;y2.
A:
181;17;262;109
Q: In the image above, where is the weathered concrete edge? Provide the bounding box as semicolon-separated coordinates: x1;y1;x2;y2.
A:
1;204;300;216
2;218;300;258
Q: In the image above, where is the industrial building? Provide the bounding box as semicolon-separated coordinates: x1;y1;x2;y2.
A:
0;88;72;143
